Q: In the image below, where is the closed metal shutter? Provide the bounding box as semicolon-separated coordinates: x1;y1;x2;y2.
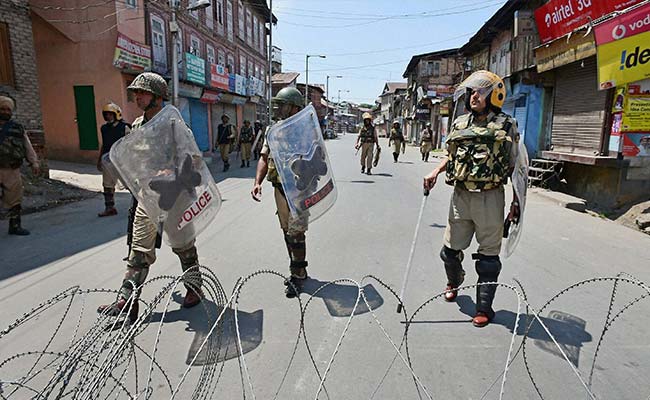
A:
551;56;607;155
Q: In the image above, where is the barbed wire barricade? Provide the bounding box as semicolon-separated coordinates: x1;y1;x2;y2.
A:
1;269;649;399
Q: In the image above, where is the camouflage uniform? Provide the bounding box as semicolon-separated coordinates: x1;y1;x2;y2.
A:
358;125;376;172
420;128;433;162
0;118;39;235
216;122;235;171
239;124;254;167
441;111;519;320
389;127;404;162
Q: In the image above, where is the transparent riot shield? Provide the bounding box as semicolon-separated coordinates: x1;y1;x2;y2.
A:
503;140;528;258
110;105;222;248
266;104;337;224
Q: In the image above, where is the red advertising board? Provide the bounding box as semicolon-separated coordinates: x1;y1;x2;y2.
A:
594;1;650;45
210;63;230;91
534;0;642;44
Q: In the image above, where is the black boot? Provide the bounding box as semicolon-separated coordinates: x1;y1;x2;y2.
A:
285;263;308;298
366;167;372;175
393;152;398;163
223;162;230;172
241;160;245;168
247;160;250;167
473;253;502;327
8;206;30;236
361;166;365;173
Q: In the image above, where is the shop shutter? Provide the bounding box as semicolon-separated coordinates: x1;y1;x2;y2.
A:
551;56;607;155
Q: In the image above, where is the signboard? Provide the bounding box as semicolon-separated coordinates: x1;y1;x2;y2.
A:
427;84;455;98
210;64;230;91
515;10;537;37
234;74;247;96
534;0;642;44
622;132;650;156
248;76;265;96
178;82;202;99
595;3;650;89
113;32;151;71
535;30;596;73
622;96;650;131
200;90;222;103
415;106;430;121
185;52;205;85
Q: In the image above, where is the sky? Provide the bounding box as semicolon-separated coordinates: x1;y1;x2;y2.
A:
271;0;509;105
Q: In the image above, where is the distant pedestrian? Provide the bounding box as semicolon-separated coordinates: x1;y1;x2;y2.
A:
355;112;380;175
0;96;40;235
253;120;264;160
97;103;130;217
215;114;235;172
420;122;433;162
388;119;404;163
239;120;254;168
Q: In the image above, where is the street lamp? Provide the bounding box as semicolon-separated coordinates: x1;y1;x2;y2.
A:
337;89;349;105
305;54;326;106
326;75;342;113
170;0;210;107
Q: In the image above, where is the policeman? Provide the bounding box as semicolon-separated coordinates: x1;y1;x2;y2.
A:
253;120;264;160
388;120;404;163
355;112;379;175
215;114;235;172
420;122;433;162
239;120;254;168
251;87;309;298
423;71;520;328
97;103;130;217
98;72;203;322
0;96;40;235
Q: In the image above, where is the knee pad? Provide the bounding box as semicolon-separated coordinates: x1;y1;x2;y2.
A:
474;253;501;281
440;246;464;264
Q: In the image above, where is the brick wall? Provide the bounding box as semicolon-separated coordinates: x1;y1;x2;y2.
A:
1;0;47;175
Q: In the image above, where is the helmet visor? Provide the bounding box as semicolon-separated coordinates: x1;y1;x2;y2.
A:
453;71;499;102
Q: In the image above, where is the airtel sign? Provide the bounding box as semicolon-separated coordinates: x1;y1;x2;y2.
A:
535;0;642;44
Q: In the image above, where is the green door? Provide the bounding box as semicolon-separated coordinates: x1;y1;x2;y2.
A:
73;85;99;150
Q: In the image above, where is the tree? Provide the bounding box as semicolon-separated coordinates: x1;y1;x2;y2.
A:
359;103;374;109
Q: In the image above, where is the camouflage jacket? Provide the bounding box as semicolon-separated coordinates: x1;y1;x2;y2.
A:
445;112;518;191
0;120;27;169
421;129;433;143
358;125;376;143
390;128;404;141
239;126;254;143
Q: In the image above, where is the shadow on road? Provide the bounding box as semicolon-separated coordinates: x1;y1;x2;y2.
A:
301;278;384;317
372;173;393;177
429;223;446;229
150;292;263;366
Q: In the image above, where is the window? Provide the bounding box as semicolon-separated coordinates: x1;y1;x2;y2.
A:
207;44;216;64
248;60;253;78
259;22;265;54
227;53;235;73
246;9;253;45
126;0;137;8
253;16;259;49
218;49;225;67
150;15;167;73
238;1;245;40
255;64;260;79
216;0;224;34
190;34;201;57
206;0;214;29
432;61;440;77
0;23;14;86
240;54;246;75
226;0;233;41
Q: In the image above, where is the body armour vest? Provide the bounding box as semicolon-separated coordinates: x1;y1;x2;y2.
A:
0;120;27;169
359;125;376;143
240;127;254;143
421;130;433;142
445;112;513;191
390;128;403;141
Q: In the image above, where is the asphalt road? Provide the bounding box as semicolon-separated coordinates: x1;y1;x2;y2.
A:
2;133;650;399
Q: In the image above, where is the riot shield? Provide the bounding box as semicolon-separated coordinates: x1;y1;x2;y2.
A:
266;104;337;224
373;145;381;167
101;152;122;185
503;140;528;258
110;105;222;248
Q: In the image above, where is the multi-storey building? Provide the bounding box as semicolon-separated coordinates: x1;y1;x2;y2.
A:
28;0;272;162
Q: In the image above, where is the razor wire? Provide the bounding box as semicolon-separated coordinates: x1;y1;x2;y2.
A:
1;269;649;400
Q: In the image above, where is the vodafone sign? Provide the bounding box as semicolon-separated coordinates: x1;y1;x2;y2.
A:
535;0;642;44
595;2;650;45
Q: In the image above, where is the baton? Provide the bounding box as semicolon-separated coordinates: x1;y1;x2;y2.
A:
396;187;430;314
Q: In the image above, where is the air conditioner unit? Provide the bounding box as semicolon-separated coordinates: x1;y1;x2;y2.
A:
188;0;211;10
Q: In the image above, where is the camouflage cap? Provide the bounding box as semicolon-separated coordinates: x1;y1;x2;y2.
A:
127;72;168;100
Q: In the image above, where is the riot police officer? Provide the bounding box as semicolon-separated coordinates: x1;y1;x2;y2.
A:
420;122;433;162
97;103;130;217
355;112;379;175
423;70;520;328
251;87;309;298
98;72;203;322
389;120;404;163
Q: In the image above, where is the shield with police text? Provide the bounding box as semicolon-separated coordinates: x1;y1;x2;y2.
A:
266;104;337;224
110;105;221;247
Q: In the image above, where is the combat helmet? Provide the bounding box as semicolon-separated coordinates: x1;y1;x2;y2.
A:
127;72;169;100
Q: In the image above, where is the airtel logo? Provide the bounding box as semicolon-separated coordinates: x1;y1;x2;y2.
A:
612;24;626;40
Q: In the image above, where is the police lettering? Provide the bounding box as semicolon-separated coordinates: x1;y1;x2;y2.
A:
177;190;213;229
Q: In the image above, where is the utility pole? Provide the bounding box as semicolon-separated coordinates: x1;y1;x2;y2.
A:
326;75;342;115
268;0;272;124
305;54;325;106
